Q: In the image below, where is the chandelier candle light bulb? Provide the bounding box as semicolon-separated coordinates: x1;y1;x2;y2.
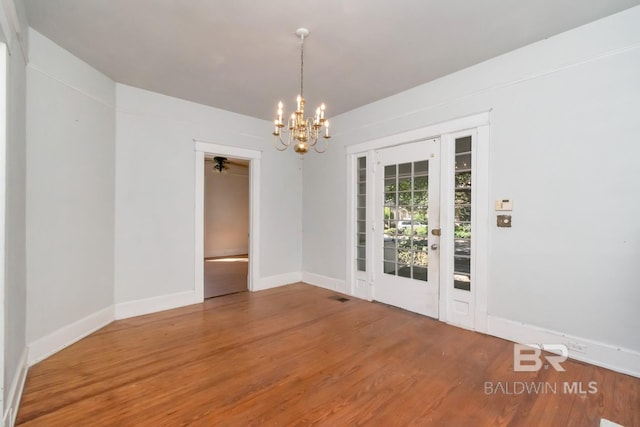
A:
272;28;331;156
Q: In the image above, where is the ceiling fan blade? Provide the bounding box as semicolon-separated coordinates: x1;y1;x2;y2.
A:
227;160;249;168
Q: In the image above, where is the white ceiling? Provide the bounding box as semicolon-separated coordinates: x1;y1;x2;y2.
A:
23;0;640;121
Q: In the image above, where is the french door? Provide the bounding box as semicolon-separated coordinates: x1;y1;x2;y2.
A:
373;138;441;317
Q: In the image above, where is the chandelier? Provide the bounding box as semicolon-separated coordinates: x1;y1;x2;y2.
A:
273;28;330;156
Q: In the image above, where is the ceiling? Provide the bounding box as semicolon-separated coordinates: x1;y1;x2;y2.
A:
23;0;640;121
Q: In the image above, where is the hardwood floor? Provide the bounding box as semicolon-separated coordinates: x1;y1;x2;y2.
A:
204;255;248;298
17;284;640;426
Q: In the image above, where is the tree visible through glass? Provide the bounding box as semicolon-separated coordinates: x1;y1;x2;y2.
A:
383;160;429;281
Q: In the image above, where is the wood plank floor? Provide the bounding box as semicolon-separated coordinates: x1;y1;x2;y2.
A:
204;255;248;298
17;283;640;426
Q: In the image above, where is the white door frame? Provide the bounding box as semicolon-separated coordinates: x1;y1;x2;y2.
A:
345;112;490;332
0;41;7;422
194;140;261;302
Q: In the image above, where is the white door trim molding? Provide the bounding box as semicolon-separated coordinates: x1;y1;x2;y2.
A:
473;125;490;333
0;41;7;422
194;139;261;301
346;112;490;332
346;111;490;155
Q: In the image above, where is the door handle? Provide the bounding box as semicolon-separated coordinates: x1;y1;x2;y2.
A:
430;243;438;250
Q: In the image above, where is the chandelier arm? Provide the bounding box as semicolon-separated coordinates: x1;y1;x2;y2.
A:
274;134;291;151
312;136;329;153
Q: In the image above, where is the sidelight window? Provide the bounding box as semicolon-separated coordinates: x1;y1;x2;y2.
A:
356;156;367;272
453;136;472;291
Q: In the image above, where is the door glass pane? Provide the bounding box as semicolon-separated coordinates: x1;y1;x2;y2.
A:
385;179;396;192
414;160;429;174
413;236;428;252
357;232;366;245
398;249;411;265
398;239;412;249
358;164;366;181
398;265;411;278
383;242;396;261
413;191;427;208
454;239;471;256
455;172;471;188
413;250;428;265
356;156;366;272
384;261;396;275
455;137;472;153
455;189;471;205
413;266;428;281
383;158;429;282
455;153;471;171
453;136;472;291
455;207;471;222
385;191;396;205
414;175;428;191
398;162;412;176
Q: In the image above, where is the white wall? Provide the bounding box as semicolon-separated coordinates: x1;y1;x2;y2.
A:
204;163;249;258
114;84;302;304
26;29;115;344
303;6;640;353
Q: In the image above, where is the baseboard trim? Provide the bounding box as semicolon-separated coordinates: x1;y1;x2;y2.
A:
28;305;114;366
3;348;28;427
302;272;347;294
114;290;197;320
253;272;301;291
487;315;640;378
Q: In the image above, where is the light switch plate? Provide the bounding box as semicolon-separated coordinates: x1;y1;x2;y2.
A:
495;199;513;211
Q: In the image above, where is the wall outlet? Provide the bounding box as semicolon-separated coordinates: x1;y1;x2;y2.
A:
566;341;587;353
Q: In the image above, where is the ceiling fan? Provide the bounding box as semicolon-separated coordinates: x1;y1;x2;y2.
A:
205;156;249;173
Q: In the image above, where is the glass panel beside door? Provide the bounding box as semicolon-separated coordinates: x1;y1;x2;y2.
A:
454;136;472;291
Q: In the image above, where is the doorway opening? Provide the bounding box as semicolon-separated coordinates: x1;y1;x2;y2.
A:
194;140;261;303
203;155;249;298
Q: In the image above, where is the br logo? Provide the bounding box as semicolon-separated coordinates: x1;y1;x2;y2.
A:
513;344;568;372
